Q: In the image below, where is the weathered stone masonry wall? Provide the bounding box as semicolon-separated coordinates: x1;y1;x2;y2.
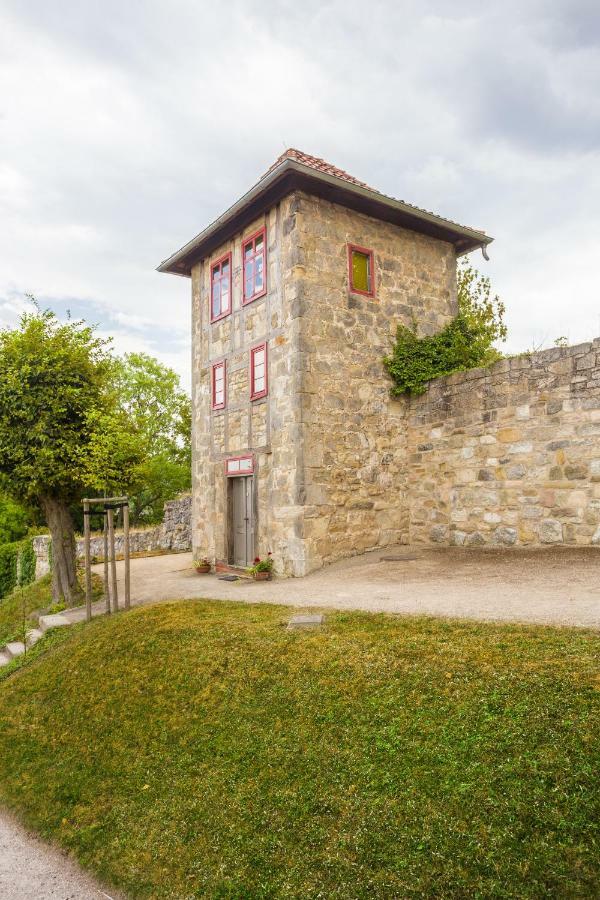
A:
33;495;192;578
408;341;600;547
191;195;305;574
293;192;457;570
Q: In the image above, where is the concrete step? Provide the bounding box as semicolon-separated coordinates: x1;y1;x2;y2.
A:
39;614;71;632
5;641;26;659
0;650;12;667
26;628;44;648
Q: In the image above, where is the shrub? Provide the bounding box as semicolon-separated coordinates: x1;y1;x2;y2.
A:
0;537;37;600
18;539;36;587
384;262;507;396
0;543;18;599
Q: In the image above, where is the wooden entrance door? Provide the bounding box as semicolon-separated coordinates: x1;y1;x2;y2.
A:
231;476;254;567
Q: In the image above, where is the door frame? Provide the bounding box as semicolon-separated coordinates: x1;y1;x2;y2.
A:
225;460;257;567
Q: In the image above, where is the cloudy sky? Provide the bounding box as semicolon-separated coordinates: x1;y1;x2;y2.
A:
1;0;599;389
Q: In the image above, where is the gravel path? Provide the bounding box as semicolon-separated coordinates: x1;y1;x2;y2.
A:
0;810;120;899
76;544;600;629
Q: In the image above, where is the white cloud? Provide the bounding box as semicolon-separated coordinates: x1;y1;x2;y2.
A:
0;0;599;387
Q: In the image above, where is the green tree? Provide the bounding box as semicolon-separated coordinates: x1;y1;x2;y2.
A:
384;261;507;396
110;353;191;524
0;308;142;602
0;493;31;544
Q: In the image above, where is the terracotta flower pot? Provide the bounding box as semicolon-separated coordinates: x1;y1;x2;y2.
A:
195;564;211;574
253;571;271;581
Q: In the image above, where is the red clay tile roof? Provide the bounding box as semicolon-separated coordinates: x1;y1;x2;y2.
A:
265;148;374;191
158;148;492;275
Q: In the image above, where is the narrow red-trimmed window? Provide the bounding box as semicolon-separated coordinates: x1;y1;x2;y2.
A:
211;360;226;410
348;244;375;297
250;343;268;400
210;253;232;322
242;227;267;304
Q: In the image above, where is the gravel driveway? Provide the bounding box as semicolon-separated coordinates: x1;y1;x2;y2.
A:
83;545;600;629
0;809;120;899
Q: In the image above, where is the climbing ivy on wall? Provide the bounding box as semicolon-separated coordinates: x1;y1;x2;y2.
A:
18;539;36;587
0;543;18;600
384;262;507;396
0;538;37;601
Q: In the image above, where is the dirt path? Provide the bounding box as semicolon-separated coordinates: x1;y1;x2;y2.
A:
0;809;121;899
79;545;600;628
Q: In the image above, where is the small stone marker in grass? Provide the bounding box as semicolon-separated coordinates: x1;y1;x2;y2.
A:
287;614;324;630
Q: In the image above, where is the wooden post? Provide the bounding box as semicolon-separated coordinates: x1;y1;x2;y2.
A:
107;506;119;613
123;501;131;611
83;500;92;623
103;509;111;614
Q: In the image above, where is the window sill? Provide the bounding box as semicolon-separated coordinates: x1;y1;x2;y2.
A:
210;311;232;325
242;289;267;307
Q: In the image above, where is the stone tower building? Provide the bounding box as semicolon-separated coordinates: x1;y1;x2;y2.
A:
158;150;491;575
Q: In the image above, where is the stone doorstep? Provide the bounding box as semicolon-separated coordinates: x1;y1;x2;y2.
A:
38;613;72;632
215;562;252;579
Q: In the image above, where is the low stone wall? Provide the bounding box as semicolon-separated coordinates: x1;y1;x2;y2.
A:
408;340;600;547
33;495;192;577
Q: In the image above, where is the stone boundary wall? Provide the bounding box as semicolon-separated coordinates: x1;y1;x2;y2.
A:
408;340;600;547
33;495;192;578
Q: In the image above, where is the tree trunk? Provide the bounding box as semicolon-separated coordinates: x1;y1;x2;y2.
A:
41;497;82;604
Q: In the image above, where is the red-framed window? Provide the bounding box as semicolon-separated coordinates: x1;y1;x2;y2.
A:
242;227;267;304
210;252;232;322
250;343;268;400
211;360;226;410
347;244;375;297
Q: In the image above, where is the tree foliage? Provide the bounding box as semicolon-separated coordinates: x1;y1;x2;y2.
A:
384;261;507;396
0;307;140;600
0;308;115;504
0;494;31;545
108;353;191;524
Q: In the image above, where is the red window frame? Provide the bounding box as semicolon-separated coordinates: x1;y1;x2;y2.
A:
242;226;267;305
347;243;376;298
210;252;232;323
250;342;268;401
211;360;226;410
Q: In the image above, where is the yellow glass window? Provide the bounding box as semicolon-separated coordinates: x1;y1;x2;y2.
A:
351;250;371;293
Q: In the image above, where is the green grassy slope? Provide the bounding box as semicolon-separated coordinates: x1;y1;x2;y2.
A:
0;574;53;646
0;600;598;899
0;571;102;648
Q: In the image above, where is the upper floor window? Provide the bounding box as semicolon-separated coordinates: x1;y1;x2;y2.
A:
348;244;375;297
210;253;232;322
250;343;268;400
211;360;226;410
242;227;267;304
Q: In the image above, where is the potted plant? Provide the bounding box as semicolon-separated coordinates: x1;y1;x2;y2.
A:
248;553;274;581
194;557;211;574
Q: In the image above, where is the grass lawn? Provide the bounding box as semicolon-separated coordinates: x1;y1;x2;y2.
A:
0;574;54;647
0;600;598;898
0;571;102;649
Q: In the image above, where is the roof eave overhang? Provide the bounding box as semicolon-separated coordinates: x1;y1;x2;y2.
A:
157;159;493;277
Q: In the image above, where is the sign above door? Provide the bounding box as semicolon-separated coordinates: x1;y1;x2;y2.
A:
225;455;254;476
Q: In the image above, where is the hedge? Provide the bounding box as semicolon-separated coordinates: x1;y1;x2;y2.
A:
0;538;38;601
